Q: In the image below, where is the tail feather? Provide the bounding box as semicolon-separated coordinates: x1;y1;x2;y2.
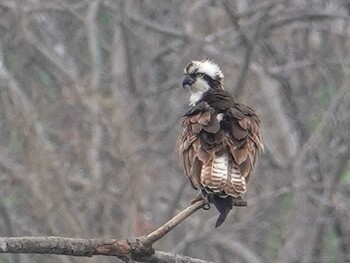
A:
212;195;233;228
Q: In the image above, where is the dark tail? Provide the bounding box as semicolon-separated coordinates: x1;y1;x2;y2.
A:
212;195;233;228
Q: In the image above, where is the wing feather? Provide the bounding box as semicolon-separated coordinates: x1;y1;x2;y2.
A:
177;99;263;198
198;110;211;125
189;113;202;123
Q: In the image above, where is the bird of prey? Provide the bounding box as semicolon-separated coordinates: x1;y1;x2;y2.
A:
177;60;263;227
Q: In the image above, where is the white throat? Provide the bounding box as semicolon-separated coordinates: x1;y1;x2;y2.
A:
189;91;204;106
188;79;210;106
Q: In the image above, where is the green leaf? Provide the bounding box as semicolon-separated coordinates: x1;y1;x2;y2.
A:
309;117;321;131
99;9;111;27
341;170;350;182
9;129;23;153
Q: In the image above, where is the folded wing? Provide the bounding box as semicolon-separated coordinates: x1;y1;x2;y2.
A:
177;101;263;197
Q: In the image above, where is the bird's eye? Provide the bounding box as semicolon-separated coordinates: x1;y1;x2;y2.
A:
196;73;204;78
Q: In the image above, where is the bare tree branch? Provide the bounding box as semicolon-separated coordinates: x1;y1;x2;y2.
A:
218;0;255;96
140;200;204;247
277;88;350;263
219;0;274;96
264;10;349;33
85;0;101;89
212;239;263;263
1;1;350;262
0;200;212;263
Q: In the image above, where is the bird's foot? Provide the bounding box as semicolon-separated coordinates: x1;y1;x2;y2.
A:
190;192;203;204
232;195;247;207
190;191;210;210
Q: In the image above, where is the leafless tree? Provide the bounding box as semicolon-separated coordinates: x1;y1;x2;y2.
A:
0;0;349;262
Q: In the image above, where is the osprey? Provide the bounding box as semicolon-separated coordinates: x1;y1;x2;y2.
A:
177;60;263;227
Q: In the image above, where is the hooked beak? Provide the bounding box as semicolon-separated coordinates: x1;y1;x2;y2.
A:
182;75;195;88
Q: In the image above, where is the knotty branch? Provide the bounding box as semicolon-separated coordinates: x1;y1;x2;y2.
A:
0;200;212;263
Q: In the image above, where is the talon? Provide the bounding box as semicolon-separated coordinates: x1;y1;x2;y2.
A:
190;194;203;204
191;190;212;210
233;195;248;206
203;203;210;210
190;190;206;204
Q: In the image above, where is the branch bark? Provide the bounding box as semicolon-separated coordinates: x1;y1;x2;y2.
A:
0;200;212;263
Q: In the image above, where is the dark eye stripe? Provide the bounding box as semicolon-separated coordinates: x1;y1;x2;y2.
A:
198;73;215;86
201;74;213;82
196;73;210;79
188;72;214;84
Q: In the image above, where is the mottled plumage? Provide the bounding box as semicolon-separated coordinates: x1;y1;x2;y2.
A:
177;60;263;227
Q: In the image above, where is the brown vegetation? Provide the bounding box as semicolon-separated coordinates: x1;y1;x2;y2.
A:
0;0;349;262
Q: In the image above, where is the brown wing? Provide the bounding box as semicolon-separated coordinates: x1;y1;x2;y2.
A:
177;101;263;197
177;102;218;189
222;104;264;195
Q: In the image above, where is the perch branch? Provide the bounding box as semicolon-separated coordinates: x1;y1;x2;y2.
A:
0;200;212;263
140;199;204;247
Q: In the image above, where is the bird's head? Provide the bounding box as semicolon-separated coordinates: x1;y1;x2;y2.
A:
183;59;224;105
